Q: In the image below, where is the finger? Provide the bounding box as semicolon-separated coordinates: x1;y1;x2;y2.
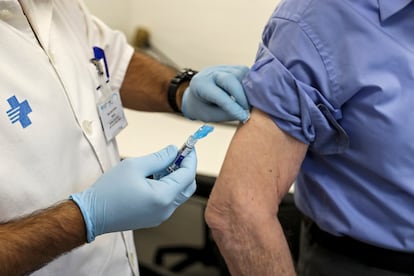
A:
162;149;197;186
219;65;250;81
199;84;249;122
215;73;250;109
135;145;178;176
179;148;197;170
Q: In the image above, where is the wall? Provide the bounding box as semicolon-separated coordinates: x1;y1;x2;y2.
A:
84;0;279;68
83;0;133;36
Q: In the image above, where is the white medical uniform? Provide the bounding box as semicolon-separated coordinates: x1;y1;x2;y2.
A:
0;0;138;275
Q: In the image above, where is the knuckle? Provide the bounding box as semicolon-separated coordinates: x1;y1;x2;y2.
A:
154;193;173;208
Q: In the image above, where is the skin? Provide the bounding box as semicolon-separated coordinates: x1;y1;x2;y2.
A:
120;50;188;112
205;108;308;275
0;201;86;275
0;51;188;276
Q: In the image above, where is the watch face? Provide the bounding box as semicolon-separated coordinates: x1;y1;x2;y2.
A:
180;68;197;80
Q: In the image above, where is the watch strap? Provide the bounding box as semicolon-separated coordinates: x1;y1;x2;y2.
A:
167;68;197;113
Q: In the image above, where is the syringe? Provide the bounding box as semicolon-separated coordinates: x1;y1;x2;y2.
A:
153;124;214;179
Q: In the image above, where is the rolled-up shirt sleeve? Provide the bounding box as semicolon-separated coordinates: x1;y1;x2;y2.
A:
243;18;348;154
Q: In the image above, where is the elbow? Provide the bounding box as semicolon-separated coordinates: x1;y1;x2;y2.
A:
205;196;247;245
204;200;227;241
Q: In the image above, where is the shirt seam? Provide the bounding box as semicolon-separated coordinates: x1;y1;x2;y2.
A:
297;20;341;106
273;2;341;107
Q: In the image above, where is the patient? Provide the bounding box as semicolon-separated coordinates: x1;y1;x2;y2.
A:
205;0;414;275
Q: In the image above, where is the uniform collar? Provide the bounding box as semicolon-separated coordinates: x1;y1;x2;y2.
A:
378;0;412;21
19;0;53;50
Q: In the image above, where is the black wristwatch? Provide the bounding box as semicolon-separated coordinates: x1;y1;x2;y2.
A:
168;68;198;113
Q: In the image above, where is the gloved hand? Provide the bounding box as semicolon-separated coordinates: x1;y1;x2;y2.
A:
182;65;250;123
70;145;197;242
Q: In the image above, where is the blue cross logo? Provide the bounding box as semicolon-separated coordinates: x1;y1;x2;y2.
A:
6;95;32;128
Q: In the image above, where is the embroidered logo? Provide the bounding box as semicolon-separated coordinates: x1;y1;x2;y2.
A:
6;95;32;128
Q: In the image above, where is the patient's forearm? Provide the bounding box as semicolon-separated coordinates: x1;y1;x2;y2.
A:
210;211;296;275
0;200;86;275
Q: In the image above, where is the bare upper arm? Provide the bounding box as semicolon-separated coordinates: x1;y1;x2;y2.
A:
207;108;308;221
205;108;306;275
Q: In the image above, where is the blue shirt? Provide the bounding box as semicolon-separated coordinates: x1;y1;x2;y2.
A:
243;0;414;252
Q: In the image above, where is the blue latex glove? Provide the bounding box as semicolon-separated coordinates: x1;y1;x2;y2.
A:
182;65;250;123
70;145;197;242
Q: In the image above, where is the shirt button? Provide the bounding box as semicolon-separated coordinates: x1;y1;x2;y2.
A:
82;120;94;136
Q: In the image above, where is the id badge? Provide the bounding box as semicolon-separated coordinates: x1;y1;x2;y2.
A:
97;90;128;142
91;46;127;142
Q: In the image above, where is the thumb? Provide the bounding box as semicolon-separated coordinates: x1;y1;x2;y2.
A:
134;145;178;177
215;71;250;110
174;180;197;206
181;87;194;120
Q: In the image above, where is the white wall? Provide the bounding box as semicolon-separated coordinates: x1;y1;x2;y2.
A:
84;0;279;69
83;0;133;35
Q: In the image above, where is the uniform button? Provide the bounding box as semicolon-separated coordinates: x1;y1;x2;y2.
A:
0;9;13;20
48;50;56;64
82;120;94;136
128;252;136;267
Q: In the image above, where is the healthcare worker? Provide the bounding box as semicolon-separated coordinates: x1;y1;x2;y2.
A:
0;1;249;275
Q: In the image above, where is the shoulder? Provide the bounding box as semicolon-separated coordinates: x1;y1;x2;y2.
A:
267;0;360;32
